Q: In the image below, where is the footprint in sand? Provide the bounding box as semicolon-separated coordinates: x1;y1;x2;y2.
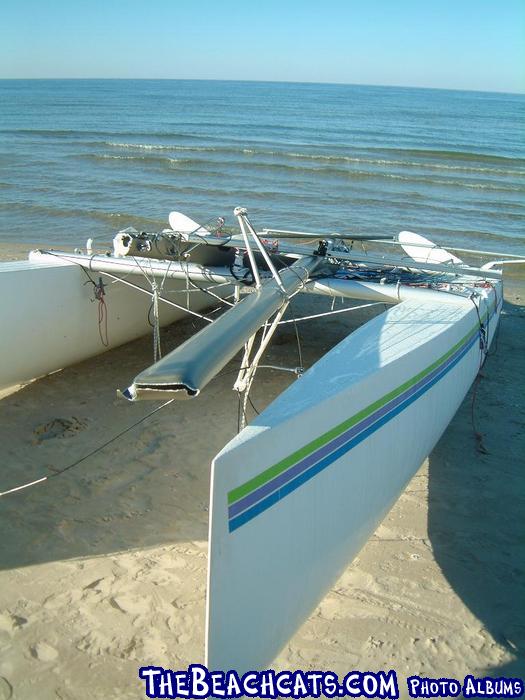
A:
32;416;88;443
30;641;58;662
0;613;28;634
0;677;13;700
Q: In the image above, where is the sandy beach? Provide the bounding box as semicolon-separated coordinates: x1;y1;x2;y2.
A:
0;242;523;700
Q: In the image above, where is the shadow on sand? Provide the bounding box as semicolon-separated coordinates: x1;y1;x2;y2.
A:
428;297;525;676
0;296;378;571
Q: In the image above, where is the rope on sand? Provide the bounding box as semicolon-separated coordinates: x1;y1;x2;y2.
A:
0;398;174;498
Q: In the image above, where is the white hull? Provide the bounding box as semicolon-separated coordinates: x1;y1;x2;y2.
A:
0;255;225;392
206;283;501;671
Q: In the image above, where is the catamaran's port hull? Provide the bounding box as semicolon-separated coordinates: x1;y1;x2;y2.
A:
0;253;230;392
206;283;502;672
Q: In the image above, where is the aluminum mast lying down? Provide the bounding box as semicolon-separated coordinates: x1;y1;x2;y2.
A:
123;254;323;400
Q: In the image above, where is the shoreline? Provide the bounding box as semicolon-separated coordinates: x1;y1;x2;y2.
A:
0;243;523;698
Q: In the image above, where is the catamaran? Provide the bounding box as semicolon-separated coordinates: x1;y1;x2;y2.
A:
1;207;521;671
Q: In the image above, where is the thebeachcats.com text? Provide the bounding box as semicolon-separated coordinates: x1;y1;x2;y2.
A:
138;665;524;699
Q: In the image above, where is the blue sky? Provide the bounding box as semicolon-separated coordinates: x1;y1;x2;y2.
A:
1;0;524;93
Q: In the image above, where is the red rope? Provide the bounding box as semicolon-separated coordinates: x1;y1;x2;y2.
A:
95;283;109;347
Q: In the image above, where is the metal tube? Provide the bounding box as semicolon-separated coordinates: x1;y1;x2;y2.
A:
235;208;262;289
28;250;236;285
124;255;322;400
305;278;474;305
261;228;394;241
240;212;285;291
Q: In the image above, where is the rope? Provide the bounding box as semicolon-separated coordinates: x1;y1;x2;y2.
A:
485;283;501;357
235;303;290;430
151;281;162;362
94;269;217;323
80;269;110;347
0;399;174;498
97;292;109;347
468;291;500;455
40;249;218;323
470;293;488;364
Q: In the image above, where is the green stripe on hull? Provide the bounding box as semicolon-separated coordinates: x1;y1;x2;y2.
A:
228;301;493;506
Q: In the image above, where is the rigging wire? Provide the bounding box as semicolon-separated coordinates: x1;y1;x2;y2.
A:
183;257;235;307
0;399;175;498
287;299;304;371
247;393;260;416
39;249;226;323
277;301;383;325
468;291;501;455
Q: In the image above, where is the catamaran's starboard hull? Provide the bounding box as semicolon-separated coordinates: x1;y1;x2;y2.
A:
206;283;502;672
0;256;226;392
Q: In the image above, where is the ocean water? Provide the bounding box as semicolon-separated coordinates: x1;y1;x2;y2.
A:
0;79;524;254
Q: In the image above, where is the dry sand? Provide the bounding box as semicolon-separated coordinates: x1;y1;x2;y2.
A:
0;243;523;699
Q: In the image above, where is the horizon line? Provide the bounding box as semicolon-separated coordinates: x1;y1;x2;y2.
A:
0;76;523;97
